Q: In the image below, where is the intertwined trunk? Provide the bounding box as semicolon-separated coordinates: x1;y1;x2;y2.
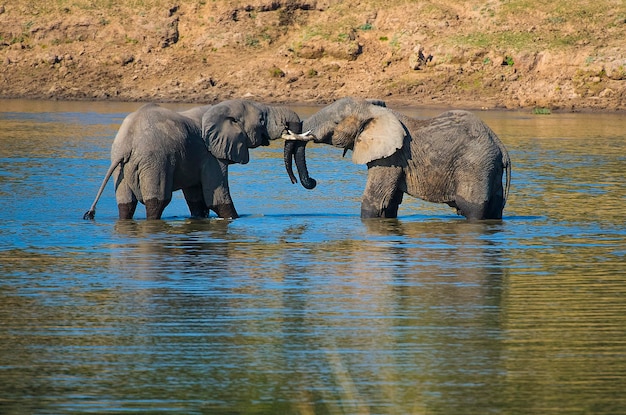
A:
283;139;316;189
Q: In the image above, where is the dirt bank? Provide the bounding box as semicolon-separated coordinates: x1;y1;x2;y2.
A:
1;0;625;111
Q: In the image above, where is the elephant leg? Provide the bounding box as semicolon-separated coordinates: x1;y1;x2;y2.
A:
118;201;138;220
455;170;503;221
114;175;138;220
140;161;173;220
211;203;239;219
201;159;239;219
382;187;404;218
453;196;488;221
144;198;170;220
361;164;403;219
483;168;505;219
182;186;209;218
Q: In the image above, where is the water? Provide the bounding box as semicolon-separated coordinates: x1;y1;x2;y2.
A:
1;99;625;414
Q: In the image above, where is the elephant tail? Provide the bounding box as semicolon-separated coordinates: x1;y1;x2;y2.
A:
82;158;122;220
499;140;511;208
503;153;511;206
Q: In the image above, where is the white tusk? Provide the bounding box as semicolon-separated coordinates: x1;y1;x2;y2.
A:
282;129;316;141
281;131;299;140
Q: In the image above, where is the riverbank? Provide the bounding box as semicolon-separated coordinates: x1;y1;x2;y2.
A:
1;1;625;112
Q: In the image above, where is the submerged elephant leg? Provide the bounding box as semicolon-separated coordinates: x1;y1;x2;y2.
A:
484;197;504;220
201;159;239;219
183;186;209;218
139;161;174;220
114;175;138;220
454;170;503;221
144;198;170;220
118;201;138;220
381;188;404;218
360;164;404;219
483;167;505;220
463;195;503;221
211;203;238;219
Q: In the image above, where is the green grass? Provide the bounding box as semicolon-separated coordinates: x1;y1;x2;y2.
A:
532;107;552;115
451;31;539;52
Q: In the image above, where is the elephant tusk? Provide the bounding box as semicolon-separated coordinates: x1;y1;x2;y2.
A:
281;130;299;140
282;129;316;141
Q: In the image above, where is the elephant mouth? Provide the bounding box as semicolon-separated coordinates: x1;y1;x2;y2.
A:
282;125;317;190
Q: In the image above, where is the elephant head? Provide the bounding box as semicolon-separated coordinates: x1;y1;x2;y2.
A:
202;100;272;165
199;99;317;218
284;97;406;182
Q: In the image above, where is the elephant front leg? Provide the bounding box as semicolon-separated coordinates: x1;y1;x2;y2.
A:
201;159;239;219
361;164;404;219
211;203;239;219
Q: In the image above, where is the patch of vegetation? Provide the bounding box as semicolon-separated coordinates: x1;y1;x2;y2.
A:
244;35;260;48
546;16;566;24
337;33;350;42
387;73;428;94
456;76;484;92
389;32;405;52
532;107;552;115
452;31;539;52
268;66;285;78
553;33;587;47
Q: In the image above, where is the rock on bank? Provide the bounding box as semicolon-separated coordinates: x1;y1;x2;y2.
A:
1;0;625;111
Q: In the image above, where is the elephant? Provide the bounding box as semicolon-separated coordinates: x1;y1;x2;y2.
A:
284;97;511;221
84;99;305;220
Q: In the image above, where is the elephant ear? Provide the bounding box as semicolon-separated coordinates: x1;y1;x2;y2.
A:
352;105;406;165
202;112;250;164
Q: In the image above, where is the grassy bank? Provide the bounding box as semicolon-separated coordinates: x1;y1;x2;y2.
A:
1;0;625;110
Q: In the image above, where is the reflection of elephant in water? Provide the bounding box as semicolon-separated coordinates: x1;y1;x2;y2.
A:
286;97;511;220
84;100;304;220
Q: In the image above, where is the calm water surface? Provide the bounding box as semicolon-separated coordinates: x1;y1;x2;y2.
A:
1;99;625;414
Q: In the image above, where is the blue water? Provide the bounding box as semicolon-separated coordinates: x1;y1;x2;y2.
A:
1;99;625;414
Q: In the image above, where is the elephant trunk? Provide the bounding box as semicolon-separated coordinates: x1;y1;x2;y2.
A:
284;139;299;185
294;140;316;190
283;121;316;190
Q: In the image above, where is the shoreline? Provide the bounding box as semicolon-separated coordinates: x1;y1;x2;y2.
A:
2;95;624;114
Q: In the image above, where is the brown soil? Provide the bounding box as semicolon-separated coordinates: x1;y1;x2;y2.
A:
1;1;625;111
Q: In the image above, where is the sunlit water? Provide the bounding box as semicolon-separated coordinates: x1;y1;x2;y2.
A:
1;99;625;414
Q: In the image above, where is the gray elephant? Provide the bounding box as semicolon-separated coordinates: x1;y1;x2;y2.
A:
84;100;304;220
285;97;511;220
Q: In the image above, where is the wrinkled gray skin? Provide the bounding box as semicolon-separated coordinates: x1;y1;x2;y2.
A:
200;99;303;218
287;97;511;221
83;103;212;220
84;100;301;220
